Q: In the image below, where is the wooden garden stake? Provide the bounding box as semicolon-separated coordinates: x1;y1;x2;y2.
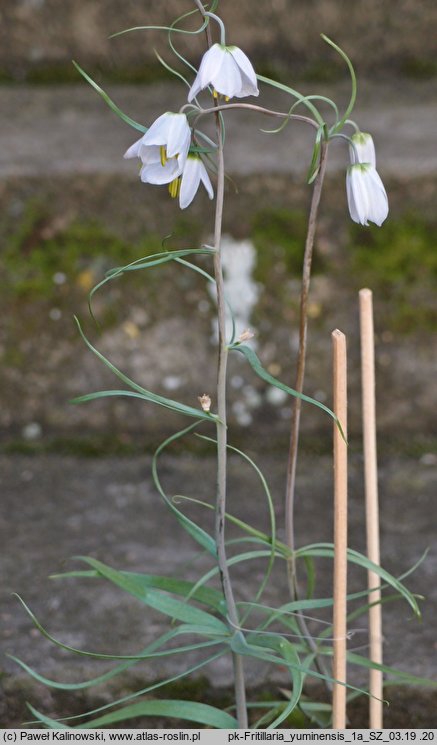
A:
332;329;348;729
359;288;383;728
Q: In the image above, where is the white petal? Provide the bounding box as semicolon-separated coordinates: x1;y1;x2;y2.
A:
188;45;220;101
229;46;259;96
346;164;388;227
187;77;203;103
142;112;172;147
188;44;237;101
199;160;214;200
124;136;145;159
350;132;376;167
166;114;190;158
141;158;180;185
346;170;360;224
179;158;201;209
366;168;389;226
212;50;243;98
199;44;224;88
350;166;370;225
176;131;191;170
362;134;376;167
140;145;161;165
237;70;260;98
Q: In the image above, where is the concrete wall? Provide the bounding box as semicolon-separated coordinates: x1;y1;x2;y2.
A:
1;0;437;80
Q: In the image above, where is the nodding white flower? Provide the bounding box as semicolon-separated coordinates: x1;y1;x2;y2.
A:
177;155;214;210
188;43;259;102
124;112;191;184
346;164;389;227
350;132;376;167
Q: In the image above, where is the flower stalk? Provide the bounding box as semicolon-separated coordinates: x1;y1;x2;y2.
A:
284;138;332;684
285;140;329;590
212;58;249;743
194;0;248;728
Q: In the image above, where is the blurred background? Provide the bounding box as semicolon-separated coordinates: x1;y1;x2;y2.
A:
1;0;436;728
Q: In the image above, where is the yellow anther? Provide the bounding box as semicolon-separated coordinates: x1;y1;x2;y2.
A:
212;90;229;102
168;177;181;199
160;146;168;166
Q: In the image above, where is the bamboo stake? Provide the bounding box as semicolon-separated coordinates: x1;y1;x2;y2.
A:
332;329;348;729
359;288;383;728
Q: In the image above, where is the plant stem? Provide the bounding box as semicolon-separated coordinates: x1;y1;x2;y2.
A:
194;0;248;728
213;125;248;730
284;141;331;681
194;103;319;130
285;139;328;580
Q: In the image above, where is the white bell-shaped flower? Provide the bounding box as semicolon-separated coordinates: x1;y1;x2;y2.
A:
346;164;389;227
188;43;259;102
124;112;191;184
139;146;182;185
350;132;376;167
179;155;214;209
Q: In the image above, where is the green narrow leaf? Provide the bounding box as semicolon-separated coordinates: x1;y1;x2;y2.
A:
179;549;276;600
75;557;228;634
303;554;316;599
174;493;276;549
167;8;199;76
307;126;323;184
230;343;342;431
195;433;277;619
14;594;223;661
267;642;304;728
75;699;238;729
235;633;367;697
253;704;288;729
26;705;70;729
256;74;324;127
23;650;226;726
89;247;215;315
154;50;191;87
346;653;437;688
152;423;218;557
321;35;357;133
51;568;225;614
295;543;421;617
109;18;209;40
8;654;136;691
72;62;146;133
72;318;217;423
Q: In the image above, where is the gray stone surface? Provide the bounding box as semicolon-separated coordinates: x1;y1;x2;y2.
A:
2;0;437;79
1;80;437;179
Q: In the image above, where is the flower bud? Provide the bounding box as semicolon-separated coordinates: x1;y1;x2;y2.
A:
238;329;255;342
198;394;212;413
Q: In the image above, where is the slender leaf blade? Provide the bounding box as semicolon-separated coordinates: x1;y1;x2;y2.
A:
76;700;238;729
73;62;146;133
76;557;228;634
